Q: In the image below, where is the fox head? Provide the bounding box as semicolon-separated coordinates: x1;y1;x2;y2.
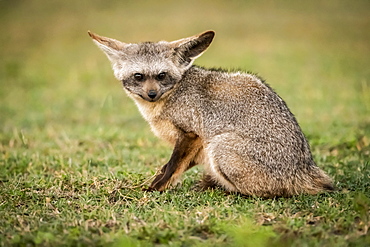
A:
88;30;215;102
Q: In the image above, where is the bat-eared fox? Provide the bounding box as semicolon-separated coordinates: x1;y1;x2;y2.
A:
88;30;333;198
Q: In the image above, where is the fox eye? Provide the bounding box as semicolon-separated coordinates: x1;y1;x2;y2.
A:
134;73;144;81
156;72;166;81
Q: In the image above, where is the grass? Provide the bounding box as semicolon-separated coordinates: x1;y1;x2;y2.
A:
0;0;369;246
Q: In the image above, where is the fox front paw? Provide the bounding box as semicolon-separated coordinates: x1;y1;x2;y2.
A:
142;185;166;193
142;186;156;192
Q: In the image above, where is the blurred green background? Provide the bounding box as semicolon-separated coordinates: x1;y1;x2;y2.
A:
0;1;369;246
1;0;369;140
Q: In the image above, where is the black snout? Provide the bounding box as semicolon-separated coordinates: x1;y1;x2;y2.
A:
148;90;157;99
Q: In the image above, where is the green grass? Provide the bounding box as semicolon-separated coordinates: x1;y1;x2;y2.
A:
0;0;369;246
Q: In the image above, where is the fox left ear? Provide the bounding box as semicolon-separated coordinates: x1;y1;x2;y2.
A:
88;31;127;63
170;30;215;67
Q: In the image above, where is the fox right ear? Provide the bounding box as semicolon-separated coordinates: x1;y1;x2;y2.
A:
170;30;215;68
88;31;127;63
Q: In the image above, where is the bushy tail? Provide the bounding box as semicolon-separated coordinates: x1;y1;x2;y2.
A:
299;167;334;195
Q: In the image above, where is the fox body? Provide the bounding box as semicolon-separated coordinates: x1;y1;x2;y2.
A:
88;30;333;197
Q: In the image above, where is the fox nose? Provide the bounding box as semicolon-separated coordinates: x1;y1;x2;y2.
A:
148;90;157;99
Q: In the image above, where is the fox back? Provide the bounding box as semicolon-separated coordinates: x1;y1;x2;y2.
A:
89;30;333;197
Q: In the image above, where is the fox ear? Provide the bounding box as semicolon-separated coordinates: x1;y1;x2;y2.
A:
88;31;127;63
170;30;215;67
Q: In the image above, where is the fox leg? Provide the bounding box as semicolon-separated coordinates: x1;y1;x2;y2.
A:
204;133;269;196
149;132;202;191
205;133;333;197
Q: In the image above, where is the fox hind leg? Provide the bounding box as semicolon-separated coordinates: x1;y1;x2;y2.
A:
204;134;244;194
204;133;271;196
204;133;333;197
